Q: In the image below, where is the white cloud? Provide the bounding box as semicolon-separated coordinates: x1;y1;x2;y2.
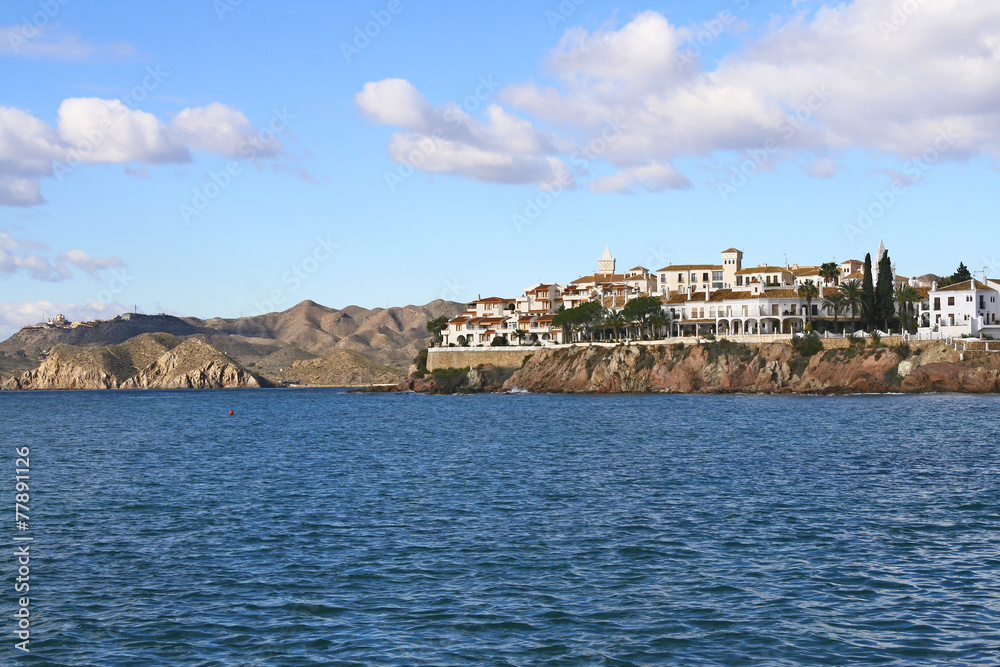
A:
0;99;288;207
356;78;572;188
356;78;436;131
57;98;189;164
0;232;123;281
169;102;282;158
0;26;137;61
589;163;693;193
359;1;1000;193
807;157;839;178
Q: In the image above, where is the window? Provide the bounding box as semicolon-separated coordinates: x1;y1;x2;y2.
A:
736;276;743;286
690;273;697;282
660;274;666;283
678;273;684;282
948;297;955;306
712;271;723;281
934;298;940;310
703;272;710;282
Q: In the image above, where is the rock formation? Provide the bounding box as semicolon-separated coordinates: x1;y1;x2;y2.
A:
1;335;263;390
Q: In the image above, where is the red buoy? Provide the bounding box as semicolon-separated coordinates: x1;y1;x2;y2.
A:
228;410;234;416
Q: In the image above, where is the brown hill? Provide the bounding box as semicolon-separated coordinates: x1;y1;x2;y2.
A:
0;298;464;386
271;350;404;387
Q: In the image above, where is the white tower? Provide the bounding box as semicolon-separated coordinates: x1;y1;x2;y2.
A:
598;245;616;275
874;240;895;287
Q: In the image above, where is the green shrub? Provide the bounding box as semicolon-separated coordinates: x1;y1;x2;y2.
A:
890;342;912;359
491;336;509;347
870;331;883;348
413;348;428;378
792;334;823;358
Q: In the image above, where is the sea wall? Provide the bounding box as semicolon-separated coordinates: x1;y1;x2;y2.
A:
427;347;536;371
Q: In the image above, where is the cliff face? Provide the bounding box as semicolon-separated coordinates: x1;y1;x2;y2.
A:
501;341;1000;394
2;336;262;390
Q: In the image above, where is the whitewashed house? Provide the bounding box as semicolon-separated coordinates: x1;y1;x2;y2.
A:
922;279;1000;339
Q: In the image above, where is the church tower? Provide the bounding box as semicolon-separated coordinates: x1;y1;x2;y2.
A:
874;240;896;287
721;247;743;289
598;245;616;275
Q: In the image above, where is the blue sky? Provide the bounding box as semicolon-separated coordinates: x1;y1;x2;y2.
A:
1;0;999;336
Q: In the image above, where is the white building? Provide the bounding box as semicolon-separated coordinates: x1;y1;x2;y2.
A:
921;279;1000;339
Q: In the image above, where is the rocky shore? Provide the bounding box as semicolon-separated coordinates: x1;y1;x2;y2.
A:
379;340;1000;395
1;335;264;390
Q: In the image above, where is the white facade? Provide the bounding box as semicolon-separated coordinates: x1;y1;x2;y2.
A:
921;279;1000;339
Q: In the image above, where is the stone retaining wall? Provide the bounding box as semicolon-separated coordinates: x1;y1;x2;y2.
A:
428;336;913;370
427;347;537;371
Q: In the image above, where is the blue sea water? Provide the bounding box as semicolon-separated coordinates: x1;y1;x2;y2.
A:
2;389;1000;665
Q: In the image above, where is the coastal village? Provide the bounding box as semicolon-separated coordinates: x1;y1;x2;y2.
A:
441;244;1000;347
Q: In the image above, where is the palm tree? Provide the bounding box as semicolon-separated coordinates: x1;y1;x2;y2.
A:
649;312;668;340
895;284;921;333
823;291;847;334
605;310;627;341
840;278;864;333
513;328;526;345
797;279;820;326
820;261;840;287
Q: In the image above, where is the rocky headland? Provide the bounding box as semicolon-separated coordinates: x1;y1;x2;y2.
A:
389;340;1000;395
1;334;264;390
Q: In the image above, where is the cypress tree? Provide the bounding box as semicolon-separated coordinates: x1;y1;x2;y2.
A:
875;251;894;332
861;253;876;331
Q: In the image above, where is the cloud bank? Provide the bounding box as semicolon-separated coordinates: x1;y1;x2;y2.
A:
358;1;1000;193
0;232;124;281
0;99;285;206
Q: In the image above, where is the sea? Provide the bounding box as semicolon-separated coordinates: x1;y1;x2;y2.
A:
2;389;999;665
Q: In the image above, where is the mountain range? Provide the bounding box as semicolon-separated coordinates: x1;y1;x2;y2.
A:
0;299;463;388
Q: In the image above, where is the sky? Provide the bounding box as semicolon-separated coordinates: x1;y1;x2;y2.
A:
1;0;999;338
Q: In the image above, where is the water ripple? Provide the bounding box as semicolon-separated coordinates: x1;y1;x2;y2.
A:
3;390;1000;665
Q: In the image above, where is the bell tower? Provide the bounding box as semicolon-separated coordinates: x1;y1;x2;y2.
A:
598;245;616;275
